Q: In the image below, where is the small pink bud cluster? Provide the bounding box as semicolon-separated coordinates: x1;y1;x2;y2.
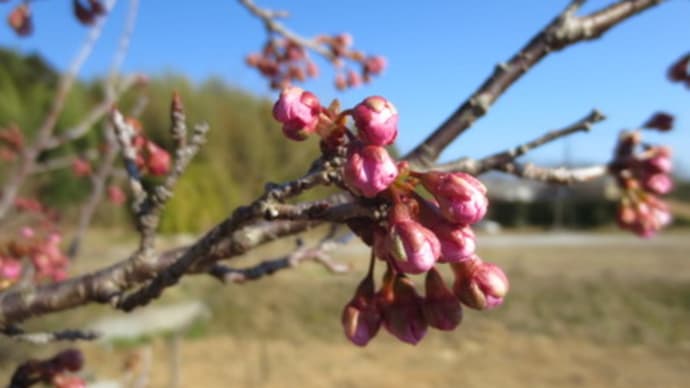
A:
0;227;70;289
270;90;505;346
272;87;322;141
71;157;92;177
10;348;85;388
343;96;399;197
610;130;674;237
343;257;508;346
107;185;126;205
668;53;690;87
246;38;318;90
127;118;172;176
246;33;385;90
0;124;24;161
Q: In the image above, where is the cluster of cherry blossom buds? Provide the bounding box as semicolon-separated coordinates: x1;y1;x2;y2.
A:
247;33;386;90
0;124;24;161
668;53;690;88
10;348;85;388
0;226;69;289
610;129;674;238
246;38;319;90
272;89;508;345
4;0;106;37
125;118;172;176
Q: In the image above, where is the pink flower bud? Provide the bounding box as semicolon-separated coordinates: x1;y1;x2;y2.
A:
52;375;86;388
0;259;22;280
352;96;399;146
420;172;488;225
343;144;398;198
146;141;171;176
20;226;34;239
71;158;92;177
335;73;347;90
418;200;476;262
341;274;381;346
378;273;428;345
423;267;462;331
644;147;672;174
642;173;673;195
8;4;32;36
107;185;126;205
387;219;440;274
272;87;321;141
452;256;509;310
363;56;387;75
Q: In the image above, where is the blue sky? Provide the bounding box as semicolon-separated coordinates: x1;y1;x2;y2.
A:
1;0;689;177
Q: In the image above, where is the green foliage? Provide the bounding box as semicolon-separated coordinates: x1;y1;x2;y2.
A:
0;48;319;233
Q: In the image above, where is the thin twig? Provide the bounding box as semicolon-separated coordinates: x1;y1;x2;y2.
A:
432;109;606;174
2;325;99;344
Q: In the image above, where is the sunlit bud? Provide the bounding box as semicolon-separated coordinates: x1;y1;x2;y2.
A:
0;260;22;281
146;141;171;176
379;274;428;345
8;4;32;36
418;200;476;262
272;87;321;141
644;147;672;174
363;56;387;75
641;173;673;195
386;205;440;274
346;69;362;88
352;96;398;146
420;172;488;225
343;144;398;198
452;256;509;310
423;267;462;331
20;226;34;239
341;274;381;346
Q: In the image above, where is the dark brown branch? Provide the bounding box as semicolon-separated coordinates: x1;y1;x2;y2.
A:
405;0;664;167
209;232;350;284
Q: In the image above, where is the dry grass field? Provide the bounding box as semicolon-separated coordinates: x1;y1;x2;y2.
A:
2;230;690;387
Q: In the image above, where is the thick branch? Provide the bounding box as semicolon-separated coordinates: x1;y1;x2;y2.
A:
405;0;663;167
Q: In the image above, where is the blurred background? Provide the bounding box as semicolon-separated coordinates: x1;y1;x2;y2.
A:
1;1;689;387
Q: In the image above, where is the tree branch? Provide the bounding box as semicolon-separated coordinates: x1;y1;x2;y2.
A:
405;0;664;167
432;109;606;174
